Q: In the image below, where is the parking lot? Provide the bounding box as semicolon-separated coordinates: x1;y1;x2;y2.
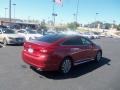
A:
0;37;120;90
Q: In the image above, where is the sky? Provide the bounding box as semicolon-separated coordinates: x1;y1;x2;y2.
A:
0;0;120;24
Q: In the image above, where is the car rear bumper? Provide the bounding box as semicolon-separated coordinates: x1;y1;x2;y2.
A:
22;51;59;71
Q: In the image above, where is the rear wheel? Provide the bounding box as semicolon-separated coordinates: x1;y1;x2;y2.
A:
60;58;72;74
95;51;102;62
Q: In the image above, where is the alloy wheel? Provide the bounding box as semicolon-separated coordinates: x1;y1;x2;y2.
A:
96;51;102;62
61;58;72;74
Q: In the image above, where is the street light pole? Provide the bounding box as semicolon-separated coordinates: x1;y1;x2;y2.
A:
95;13;99;21
73;13;76;22
9;0;12;23
52;0;55;27
94;13;99;28
5;8;8;18
12;3;16;19
76;0;79;23
52;0;57;29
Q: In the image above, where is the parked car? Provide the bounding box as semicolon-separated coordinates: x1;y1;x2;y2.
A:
90;32;100;39
0;25;7;29
100;33;106;37
16;29;43;41
22;34;102;74
81;32;94;39
44;31;56;35
61;31;80;35
0;28;25;45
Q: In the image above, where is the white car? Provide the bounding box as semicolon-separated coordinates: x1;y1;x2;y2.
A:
61;31;80;35
90;32;100;39
0;28;25;45
81;32;93;39
100;33;106;37
16;29;43;41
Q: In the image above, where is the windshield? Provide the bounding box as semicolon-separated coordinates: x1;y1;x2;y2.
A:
2;29;15;34
17;30;26;33
27;30;37;34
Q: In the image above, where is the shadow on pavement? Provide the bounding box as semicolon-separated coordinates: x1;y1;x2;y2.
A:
0;43;4;48
31;57;111;80
0;45;2;48
0;42;23;47
6;44;23;46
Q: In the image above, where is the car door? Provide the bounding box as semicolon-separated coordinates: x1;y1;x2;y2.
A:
80;37;95;59
61;37;86;63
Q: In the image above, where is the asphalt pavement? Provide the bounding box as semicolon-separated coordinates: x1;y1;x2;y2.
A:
0;37;120;90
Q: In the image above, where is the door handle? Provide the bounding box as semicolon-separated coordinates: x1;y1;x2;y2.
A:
71;48;80;51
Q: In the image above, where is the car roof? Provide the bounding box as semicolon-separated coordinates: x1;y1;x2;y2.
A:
46;33;83;40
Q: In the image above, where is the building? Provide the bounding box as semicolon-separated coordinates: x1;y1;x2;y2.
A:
0;18;39;29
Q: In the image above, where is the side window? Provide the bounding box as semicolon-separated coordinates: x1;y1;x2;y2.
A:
62;37;83;46
81;37;92;45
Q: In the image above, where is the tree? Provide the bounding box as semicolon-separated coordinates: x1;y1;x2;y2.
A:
104;23;111;29
89;21;103;28
67;22;79;30
40;19;47;30
117;24;120;31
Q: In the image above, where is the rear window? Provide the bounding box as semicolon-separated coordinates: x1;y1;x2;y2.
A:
37;34;65;43
2;28;15;34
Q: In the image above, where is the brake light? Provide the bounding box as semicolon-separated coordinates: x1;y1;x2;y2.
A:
40;49;48;53
39;48;54;54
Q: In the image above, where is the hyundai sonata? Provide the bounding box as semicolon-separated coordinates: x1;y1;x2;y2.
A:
22;34;102;74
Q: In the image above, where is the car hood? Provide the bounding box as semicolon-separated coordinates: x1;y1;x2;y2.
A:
18;33;42;37
6;34;24;38
28;34;43;37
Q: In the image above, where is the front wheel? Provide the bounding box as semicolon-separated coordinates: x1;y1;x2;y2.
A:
60;58;72;74
3;39;7;46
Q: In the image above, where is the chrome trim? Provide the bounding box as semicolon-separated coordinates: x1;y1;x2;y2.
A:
74;58;94;66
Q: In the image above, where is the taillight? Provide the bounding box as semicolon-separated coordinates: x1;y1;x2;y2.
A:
23;42;28;51
40;49;48;53
39;48;54;54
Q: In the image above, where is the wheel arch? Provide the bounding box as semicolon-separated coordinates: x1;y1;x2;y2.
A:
98;49;102;55
62;55;74;65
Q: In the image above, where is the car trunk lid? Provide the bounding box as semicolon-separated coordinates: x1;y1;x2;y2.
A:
24;41;55;56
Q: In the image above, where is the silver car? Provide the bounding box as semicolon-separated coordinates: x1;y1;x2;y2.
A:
0;28;25;45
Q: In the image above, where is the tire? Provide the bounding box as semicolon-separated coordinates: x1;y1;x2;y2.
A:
60;58;72;74
30;66;36;70
3;38;7;46
95;51;102;62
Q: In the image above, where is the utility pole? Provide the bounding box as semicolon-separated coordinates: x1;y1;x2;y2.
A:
9;0;12;23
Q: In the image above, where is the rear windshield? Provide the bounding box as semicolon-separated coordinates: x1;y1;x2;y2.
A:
37;34;65;43
2;29;15;34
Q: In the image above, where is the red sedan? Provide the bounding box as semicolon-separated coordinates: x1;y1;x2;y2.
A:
22;34;102;74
